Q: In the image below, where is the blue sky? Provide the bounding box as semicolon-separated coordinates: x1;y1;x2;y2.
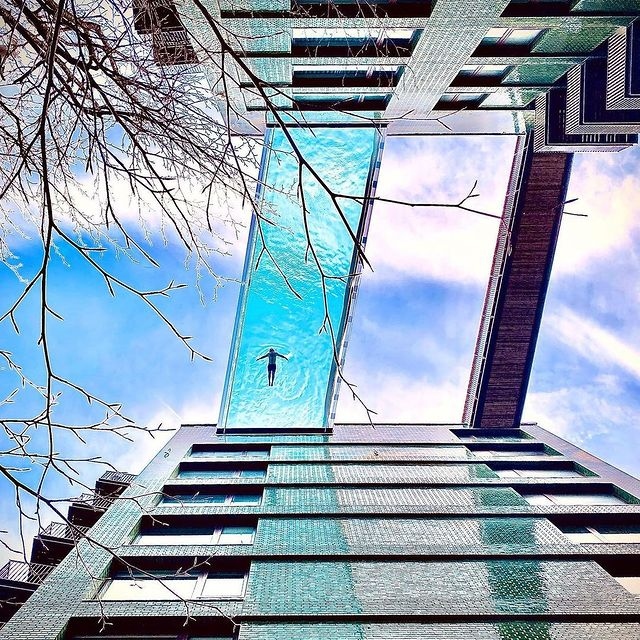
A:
1;133;639;561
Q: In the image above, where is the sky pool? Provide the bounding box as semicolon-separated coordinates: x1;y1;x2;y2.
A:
219;126;383;429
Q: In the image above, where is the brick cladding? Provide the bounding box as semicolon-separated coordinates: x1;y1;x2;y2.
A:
238;622;640;640
2;424;640;640
243;559;640;616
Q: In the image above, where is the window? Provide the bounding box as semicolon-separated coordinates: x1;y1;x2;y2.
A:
434;93;488;109
292;27;416;46
482;27;542;48
560;524;640;544
162;493;262;506
189;448;270;460
495;468;583;478
454;64;511;85
292;64;402;87
474;448;548;457
101;571;247;600
136;526;256;546
178;468;266;479
293;94;391;111
291;27;418;56
524;493;628;506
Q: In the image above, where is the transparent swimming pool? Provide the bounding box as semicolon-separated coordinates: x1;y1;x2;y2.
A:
219;126;383;429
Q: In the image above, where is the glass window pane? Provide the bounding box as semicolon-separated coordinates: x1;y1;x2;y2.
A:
201;575;246;598
102;578;197;600
179;469;236;478
480;449;545;457
240;469;266;478
599;533;640;543
136;534;213;545
515;469;582;478
564;532;601;543
507;29;541;46
292;28;415;40
524;494;554;505
219;527;255;544
495;470;520;478
551;494;627;506
247;450;270;459
230;494;262;505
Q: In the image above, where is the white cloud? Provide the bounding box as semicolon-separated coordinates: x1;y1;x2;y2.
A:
335;366;469;424
364;136;516;286
546;305;640;381
554;148;640;275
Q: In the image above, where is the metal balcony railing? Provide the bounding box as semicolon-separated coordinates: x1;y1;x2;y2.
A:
98;470;136;485
72;493;113;510
0;561;54;585
39;522;89;541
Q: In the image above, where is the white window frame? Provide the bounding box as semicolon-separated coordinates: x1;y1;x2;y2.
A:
136;525;256;546
483;27;543;48
292;28;415;42
101;571;248;601
162;493;263;506
476;449;548;457
563;526;640;544
189;449;270;460
178;468;267;479
495;468;583;478
524;493;627;506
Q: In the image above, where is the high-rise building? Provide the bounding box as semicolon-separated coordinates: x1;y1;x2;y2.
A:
2;422;640;639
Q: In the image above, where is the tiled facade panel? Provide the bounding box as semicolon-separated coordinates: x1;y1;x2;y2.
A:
243;560;639;616
253;517;573;555
238;622;640;640
213;426;462;445
263;486;528;510
267;463;497;484
270;444;474;461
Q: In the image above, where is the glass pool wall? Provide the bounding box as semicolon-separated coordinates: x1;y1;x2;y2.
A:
219;126;383;429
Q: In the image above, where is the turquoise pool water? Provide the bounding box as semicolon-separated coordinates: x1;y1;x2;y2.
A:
219;126;382;428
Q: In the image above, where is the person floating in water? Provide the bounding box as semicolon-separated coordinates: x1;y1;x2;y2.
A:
256;348;289;386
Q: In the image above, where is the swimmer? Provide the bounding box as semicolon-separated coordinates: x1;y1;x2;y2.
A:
256;348;289;386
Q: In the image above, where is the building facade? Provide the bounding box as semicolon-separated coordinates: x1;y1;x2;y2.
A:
2;422;640;639
3;3;640;638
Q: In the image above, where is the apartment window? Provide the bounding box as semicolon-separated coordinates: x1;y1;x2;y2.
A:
291;27;418;56
292;27;416;46
474;448;548;457
178;468;266;479
136;526;256;546
101;571;247;600
434;93;488;109
293;94;391;111
561;524;640;544
495;468;583;478
482;27;543;48
524;493;628;506
162;493;262;506
453;64;511;85
189;448;270;460
292;64;402;87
